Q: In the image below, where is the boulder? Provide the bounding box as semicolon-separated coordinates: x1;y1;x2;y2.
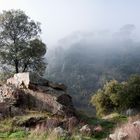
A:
3;73;76;117
65;116;79;132
94;125;103;133
13;116;47;127
34;118;62;132
7;72;49;88
109;131;128;140
133;120;140;127
7;72;30;88
0;103;11;117
6;72;66;90
0;103;24;117
80;124;92;136
125;108;138;116
0;84;22;105
52;127;68;137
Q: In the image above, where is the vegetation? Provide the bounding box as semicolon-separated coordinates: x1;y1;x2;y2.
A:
0;8;140;140
91;75;140;117
0;10;46;75
0;111;119;140
46;32;140;114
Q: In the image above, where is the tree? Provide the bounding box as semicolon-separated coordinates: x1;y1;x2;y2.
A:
91;75;140;117
123;75;140;108
0;10;46;75
91;80;123;117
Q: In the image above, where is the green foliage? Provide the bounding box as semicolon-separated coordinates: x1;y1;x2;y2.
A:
46;36;140;115
0;9;46;75
9;131;27;138
0;111;125;140
118;75;140;110
91;75;140;116
91;80;122;117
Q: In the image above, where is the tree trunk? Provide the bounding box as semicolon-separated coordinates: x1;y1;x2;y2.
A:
15;60;19;73
23;64;27;72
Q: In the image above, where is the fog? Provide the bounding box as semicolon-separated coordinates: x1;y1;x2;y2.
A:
1;0;140;47
1;0;140;115
47;24;139;60
46;25;140;115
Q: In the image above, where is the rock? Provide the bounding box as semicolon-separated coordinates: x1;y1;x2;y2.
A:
65;116;79;132
0;85;22;105
35;117;79;132
39;118;62;131
7;72;30;88
9;87;74;117
0;103;10;117
118;131;128;140
57;94;76;117
109;133;116;140
7;72;49;88
80;124;92;136
13;115;47;128
3;73;76;117
47;118;62;128
0;113;3;118
52;127;68;137
48;82;67;91
0;103;24;117
6;72;66;90
21;89;75;117
133;120;140;127
109;131;128;140
125;108;138;116
94;125;103;132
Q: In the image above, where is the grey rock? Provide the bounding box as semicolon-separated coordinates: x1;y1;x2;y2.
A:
109;131;128;140
52;127;68;137
80;124;92;136
2;73;76;117
133;120;140;127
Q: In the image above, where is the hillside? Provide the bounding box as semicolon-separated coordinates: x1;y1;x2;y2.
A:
45;30;140;115
0;72;120;140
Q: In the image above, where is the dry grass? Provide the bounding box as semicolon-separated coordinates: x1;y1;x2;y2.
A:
111;114;140;140
128;114;140;123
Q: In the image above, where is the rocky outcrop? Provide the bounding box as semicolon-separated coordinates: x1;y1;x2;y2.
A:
51;127;68;137
0;103;24;118
7;73;30;88
133;120;140;127
6;72;66;91
108;121;140;140
80;124;92;136
0;72;75;117
109;131;128;140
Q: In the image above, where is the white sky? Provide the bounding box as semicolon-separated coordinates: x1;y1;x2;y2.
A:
0;0;140;48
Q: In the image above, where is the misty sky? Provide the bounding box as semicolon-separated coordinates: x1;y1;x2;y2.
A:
0;0;140;48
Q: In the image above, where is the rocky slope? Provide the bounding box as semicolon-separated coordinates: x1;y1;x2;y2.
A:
0;72;76;118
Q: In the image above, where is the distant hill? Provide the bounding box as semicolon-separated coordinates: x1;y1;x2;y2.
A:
45;29;140;115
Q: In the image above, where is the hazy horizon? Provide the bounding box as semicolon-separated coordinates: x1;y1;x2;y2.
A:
0;0;140;48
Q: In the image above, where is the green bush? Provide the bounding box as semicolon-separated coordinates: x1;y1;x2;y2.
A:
91;75;140;117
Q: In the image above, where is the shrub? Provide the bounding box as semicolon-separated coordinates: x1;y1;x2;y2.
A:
91;75;140;117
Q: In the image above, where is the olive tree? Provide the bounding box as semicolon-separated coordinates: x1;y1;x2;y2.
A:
0;9;46;75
